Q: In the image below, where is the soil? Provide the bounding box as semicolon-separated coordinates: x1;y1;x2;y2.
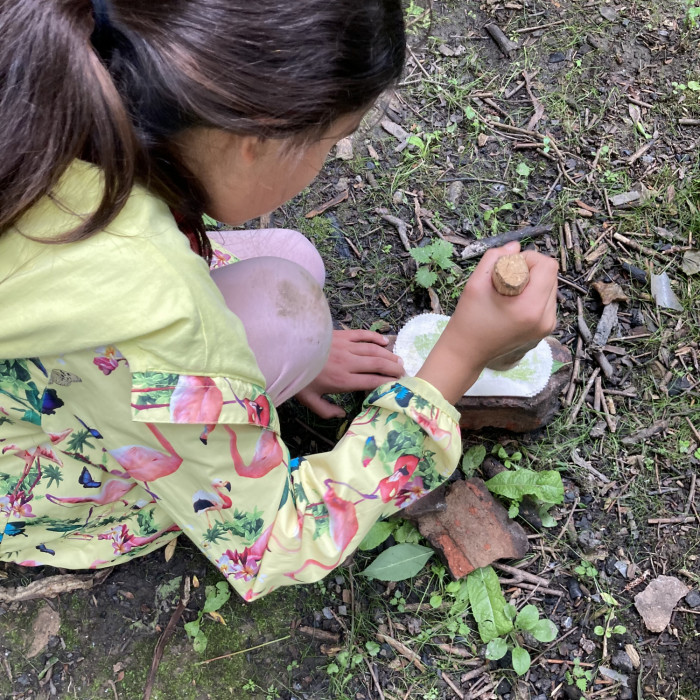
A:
1;1;699;699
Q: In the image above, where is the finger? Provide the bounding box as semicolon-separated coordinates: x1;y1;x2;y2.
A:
338;329;389;346
297;391;346;419
349;355;405;378
350;341;402;361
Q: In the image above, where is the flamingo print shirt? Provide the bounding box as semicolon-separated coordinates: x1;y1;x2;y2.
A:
0;161;462;600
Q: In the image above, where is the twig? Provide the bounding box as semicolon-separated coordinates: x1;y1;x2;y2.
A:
460;224;553;259
365;659;385;700
554;497;579;546
484;23;518;57
376;632;425;671
647;516;696;525
686;416;700;444
375;207;412;252
568;368;600;425
197;635;291;665
514;19;566;33
0;570;110;604
492;562;551;587
442;670;465;699
461;665;490;683
144;576;191;700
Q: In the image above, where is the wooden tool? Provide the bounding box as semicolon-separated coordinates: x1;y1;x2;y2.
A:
487;253;536;371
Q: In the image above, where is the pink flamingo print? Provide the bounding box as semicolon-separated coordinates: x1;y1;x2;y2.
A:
323;484;358;551
2;444;63;495
46;477;136;507
109;423;183;499
217;525;273;583
170;375;223;444
408;407;453;448
192;479;233;527
377;455;420;503
99;523;180;554
224;426;284;479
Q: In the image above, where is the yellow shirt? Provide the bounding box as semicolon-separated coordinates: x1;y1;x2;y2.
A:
0;161;461;600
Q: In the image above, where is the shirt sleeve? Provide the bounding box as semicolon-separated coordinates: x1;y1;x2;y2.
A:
122;371;462;600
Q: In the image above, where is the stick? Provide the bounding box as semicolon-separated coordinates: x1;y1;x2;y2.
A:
376;632;425;672
144;577;191;700
493;562;551;587
375;208;412;252
461;225;553;259
647;516;696;525
442;670;465;699
568;368;600;425
685;473;697;515
365;659;385;700
484;23;518;57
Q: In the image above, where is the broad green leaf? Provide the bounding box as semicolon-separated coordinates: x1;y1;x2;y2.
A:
512;646;531;676
430;240;455;269
393;520;422;544
415;266;438;288
507;502;520;519
612;625;626;635
365;641;380;656
410;246;434;265
193;630;208;654
203;582;230;613
515;605;539;631
485;638;509;660
485;469;564;504
593;625;605;636
539;505;557;528
530;619;558;643
461;445;486;477
466;566;513;643
359;543;433;581
430;594;443;608
504;603;517;621
184;619;200;638
359;521;396;551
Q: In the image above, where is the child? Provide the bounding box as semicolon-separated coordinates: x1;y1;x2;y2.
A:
0;0;558;600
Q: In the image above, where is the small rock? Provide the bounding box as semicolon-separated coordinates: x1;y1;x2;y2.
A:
335;137;354;161
620;690;633;700
612;650;635;674
614;561;629;578
685;589;700;608
563;686;583;700
549;52;567;63
578;530;602;553
447;181;464;205
437;44;455;57
562;616;574;630
600;6;618;21
322;607;333;620
634;575;689;633
568;577;583;600
337;605;347;616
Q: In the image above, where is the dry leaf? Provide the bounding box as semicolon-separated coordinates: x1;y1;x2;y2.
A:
681;250;700;276
207;610;227;625
164;536;178;562
592;281;629;304
27;604;61;659
192;575;200;588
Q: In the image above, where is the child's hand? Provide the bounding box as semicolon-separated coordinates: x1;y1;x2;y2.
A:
417;242;559;404
295;329;404;419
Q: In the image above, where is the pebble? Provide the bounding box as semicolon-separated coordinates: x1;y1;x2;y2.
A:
612;650;635;674
685;589;700;608
562;616;574;630
567;577;583;600
578;529;602;553
614;561;629;578
322;607;333;620
549;52;567;63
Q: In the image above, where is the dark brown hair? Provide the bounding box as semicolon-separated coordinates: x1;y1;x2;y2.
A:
0;0;405;257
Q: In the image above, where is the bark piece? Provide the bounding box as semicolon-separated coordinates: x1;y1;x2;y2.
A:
634;575;689;633
492;254;530;296
458;337;572;432
405;478;529;579
26;604;61;659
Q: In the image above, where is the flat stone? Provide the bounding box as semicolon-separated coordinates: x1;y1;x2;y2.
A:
634;575;689;633
611;650;635;674
457;337;572;432
549;52;567;63
403;478;528;579
335;137;354;161
685;589;700;608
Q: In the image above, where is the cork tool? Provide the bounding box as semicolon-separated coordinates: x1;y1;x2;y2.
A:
486;253;536;372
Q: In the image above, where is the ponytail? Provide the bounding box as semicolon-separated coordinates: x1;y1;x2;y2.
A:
0;0;138;242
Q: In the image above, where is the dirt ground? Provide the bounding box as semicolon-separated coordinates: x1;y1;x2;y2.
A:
1;1;699;699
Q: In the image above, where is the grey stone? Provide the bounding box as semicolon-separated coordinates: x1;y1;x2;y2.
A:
685;589;700;608
549;52;567;63
634;575;689;633
612;650;635;674
614;561;629;578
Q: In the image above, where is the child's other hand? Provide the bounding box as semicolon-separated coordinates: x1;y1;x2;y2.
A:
417;242;559;404
295;330;404;419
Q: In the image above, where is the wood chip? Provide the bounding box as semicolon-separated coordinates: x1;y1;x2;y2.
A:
0;572;107;603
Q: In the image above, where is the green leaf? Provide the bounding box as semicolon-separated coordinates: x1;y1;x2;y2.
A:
551;360;569;375
415;266;438;288
466;566;513;643
530;619;558;643
461;445;486;477
485;469;564;504
184;619;201;638
538;505;557;528
203;582;230;613
504;603;517;621
593;625;605;636
515;604;539;631
430;594;443;608
410;246;434;265
193;630;208;654
516;162;532;178
430;239;455;269
600;591;619;606
687;80;700;91
507;502;520;519
511;646;531;676
202;214;219;228
365;641;380;656
485;637;509;660
359;543;433;581
612;625;626;635
393;520;422;544
326;663;339;675
359;521;396;551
